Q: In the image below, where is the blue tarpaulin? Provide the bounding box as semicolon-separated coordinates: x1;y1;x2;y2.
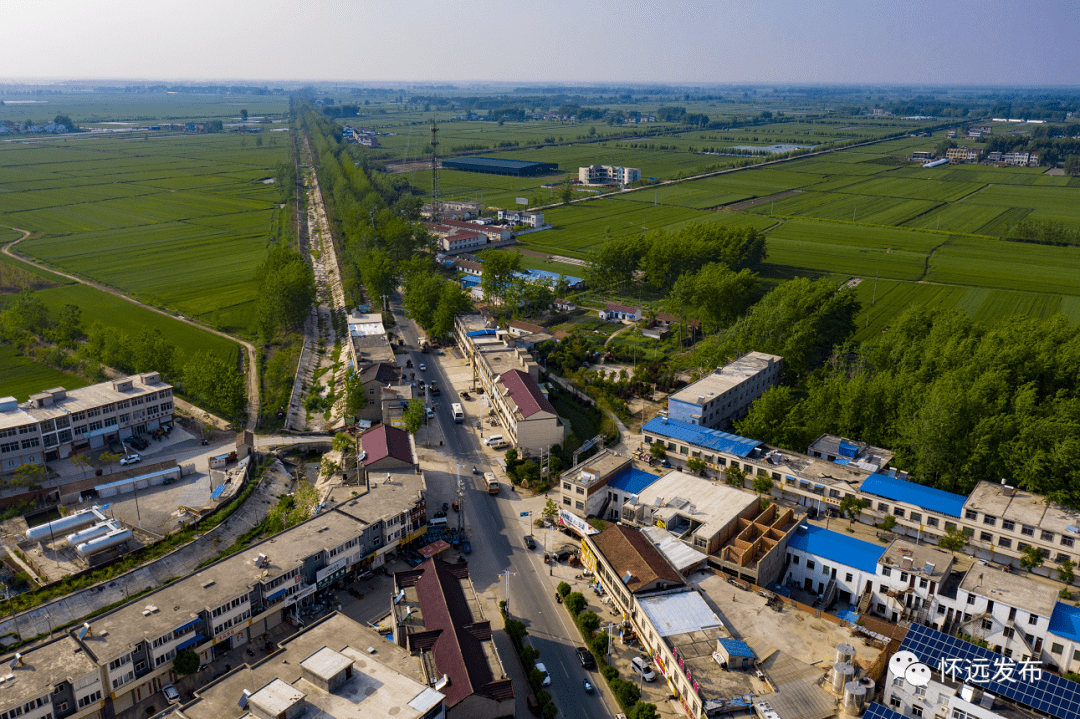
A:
210;485;225;499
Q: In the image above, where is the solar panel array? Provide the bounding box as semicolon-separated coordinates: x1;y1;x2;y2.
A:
864;702;907;719
901;623;1080;719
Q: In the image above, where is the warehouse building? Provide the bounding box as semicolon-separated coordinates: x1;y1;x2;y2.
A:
441;157;558;177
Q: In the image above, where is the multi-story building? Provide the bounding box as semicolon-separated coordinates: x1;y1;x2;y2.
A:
425;223;488;254
0;373;174;469
558;449;659;520
666;352;782;430
354;362;400;422
784;522;885;604
453;314;563;454
578;165;641;185
1002;151;1038;166
391;558;514;719
496;209;544;227
643;415;1080;578
0;636;105;719
946;147;981;163
436;219;510;244
172;612;444;719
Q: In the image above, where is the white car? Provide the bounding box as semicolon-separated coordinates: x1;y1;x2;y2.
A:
419;363;427;371
534;662;552;686
426;407;434;419
119;454;141;466
631;656;656;682
162;684;180;702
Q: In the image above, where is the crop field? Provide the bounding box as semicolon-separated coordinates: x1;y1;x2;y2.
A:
0;132;288;333
927;236;1080;296
517;201;775;258
0;345;90;401
1;92;289;126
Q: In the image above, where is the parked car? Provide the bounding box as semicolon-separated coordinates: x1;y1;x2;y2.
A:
119;454;141;466
426;407;434;419
524;535;536;550
576;647;596;669
535;662;551;686
162;684;180;703
631;656;656;682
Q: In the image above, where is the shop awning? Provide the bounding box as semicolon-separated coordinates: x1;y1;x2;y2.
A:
176;634;205;651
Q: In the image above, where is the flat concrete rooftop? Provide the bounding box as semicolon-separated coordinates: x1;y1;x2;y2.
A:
959;564;1059;618
0;636;98;710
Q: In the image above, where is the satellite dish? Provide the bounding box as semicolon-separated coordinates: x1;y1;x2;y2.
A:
238;689;251;709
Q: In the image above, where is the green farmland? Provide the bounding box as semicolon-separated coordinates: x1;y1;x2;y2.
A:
0;132;288;334
0;345;90;402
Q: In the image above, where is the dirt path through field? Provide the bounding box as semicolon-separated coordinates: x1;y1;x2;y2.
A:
2;227;261;431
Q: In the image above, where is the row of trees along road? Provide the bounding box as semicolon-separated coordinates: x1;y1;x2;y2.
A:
299;104;475;341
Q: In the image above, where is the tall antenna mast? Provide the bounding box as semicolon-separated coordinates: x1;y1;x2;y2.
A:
430;113;441;223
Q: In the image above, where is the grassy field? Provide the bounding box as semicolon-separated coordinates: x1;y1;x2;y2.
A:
1;132;288;334
0;345;90;401
1;92;289;127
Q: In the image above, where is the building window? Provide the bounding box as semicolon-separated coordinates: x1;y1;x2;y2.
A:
1021;525;1035;537
894;508;905;518
1055;553;1071;563
1002;627;1014;639
914;685;927;697
575;501;584;510
901;572;909;582
920;578;928;588
805;560;815;571
1002;519;1015;531
877;603;886;614
912;705;923;717
845;573;853;583
1028;614;1039;626
966;594;976;605
1008;607;1017;621
981;618;993;631
892;677;903;687
576;487;584;495
983;515;996;526
1041;530;1055;542
882;567;891;577
563;483;571;490
822;564;830;575
889;695;901;709
878;503;889;513
1062;537;1075;548
1051;643;1063;655
980;532;994;543
563;497;571;506
945;522;956;532
998;538;1012;549
910;512;922;524
880;584;889;593
791;556;799;565
965;509;978;521
680;446;689;455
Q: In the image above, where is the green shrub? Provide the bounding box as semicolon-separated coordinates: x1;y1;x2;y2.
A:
601;664;619;681
557;581;571;597
564;592;587;615
576;610;600;635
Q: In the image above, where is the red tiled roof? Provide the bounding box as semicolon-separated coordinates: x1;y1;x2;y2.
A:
360;424;414;466
553;330;570;340
509;320;545;334
499;369;555;419
604;303;640;314
408;558;514;708
591;525;685;594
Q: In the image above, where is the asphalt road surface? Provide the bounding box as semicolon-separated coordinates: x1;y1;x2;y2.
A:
389;295;618;719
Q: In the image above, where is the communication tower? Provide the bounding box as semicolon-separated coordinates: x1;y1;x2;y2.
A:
430;116;441;223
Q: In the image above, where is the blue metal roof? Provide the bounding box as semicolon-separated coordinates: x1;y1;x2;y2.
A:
717;638;755;658
1049;601;1080;643
859;473;967;518
786;524;885;575
176;634;204;651
838;440;860;458
832;457;852;466
466;329;496;337
607;467;662;496
643;417;762;458
520;268;584;287
901;623;1080;719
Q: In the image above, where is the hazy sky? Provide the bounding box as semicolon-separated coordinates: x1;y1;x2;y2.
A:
4;0;1078;85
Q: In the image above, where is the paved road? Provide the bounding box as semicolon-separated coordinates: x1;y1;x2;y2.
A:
388;295;618;719
2;228;261;431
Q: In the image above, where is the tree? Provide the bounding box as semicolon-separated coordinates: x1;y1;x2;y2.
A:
430;281;472;338
343;372;368;420
577;610;600;635
542;703;558;719
254;245;316;337
99;451;123;476
649;442;667;461
666;272;698;347
1020;544;1045;572
69;453;94;480
612;679;641;709
479;250;523;306
630;703;659;719
240;109;249;121
542;497;559;524
693;264;758;331
937;526;968;552
173;649;199;676
504;618;528;645
403;398;425;434
589;631;609;659
561;176;573;205
752;474;774;498
586;233;647;291
686;457;706;475
320;457;340;479
557;581;571;597
724;464;747;487
1058;558;1075;585
53;303;83;348
505;447;519;466
564;592;587;615
10;463;47;489
880;514;898;532
183;351;246;420
840;496;868;526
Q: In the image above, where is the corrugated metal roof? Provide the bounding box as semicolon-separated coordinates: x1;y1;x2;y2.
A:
718;638;755;658
638;591;722;637
859;473;966;518
643;417;762;458
499;369;555;419
607;467;662;495
1049;601;1080;643
786;524;885;575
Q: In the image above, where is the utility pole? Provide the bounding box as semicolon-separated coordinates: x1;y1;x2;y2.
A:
430;114;441;224
500;569;515;616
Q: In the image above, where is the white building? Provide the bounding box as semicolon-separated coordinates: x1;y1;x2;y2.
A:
496;209;544;228
0;373;174;469
666;352;782;429
578;164;641;185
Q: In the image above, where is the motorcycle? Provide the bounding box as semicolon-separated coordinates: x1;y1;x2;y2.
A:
472;466;479;475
